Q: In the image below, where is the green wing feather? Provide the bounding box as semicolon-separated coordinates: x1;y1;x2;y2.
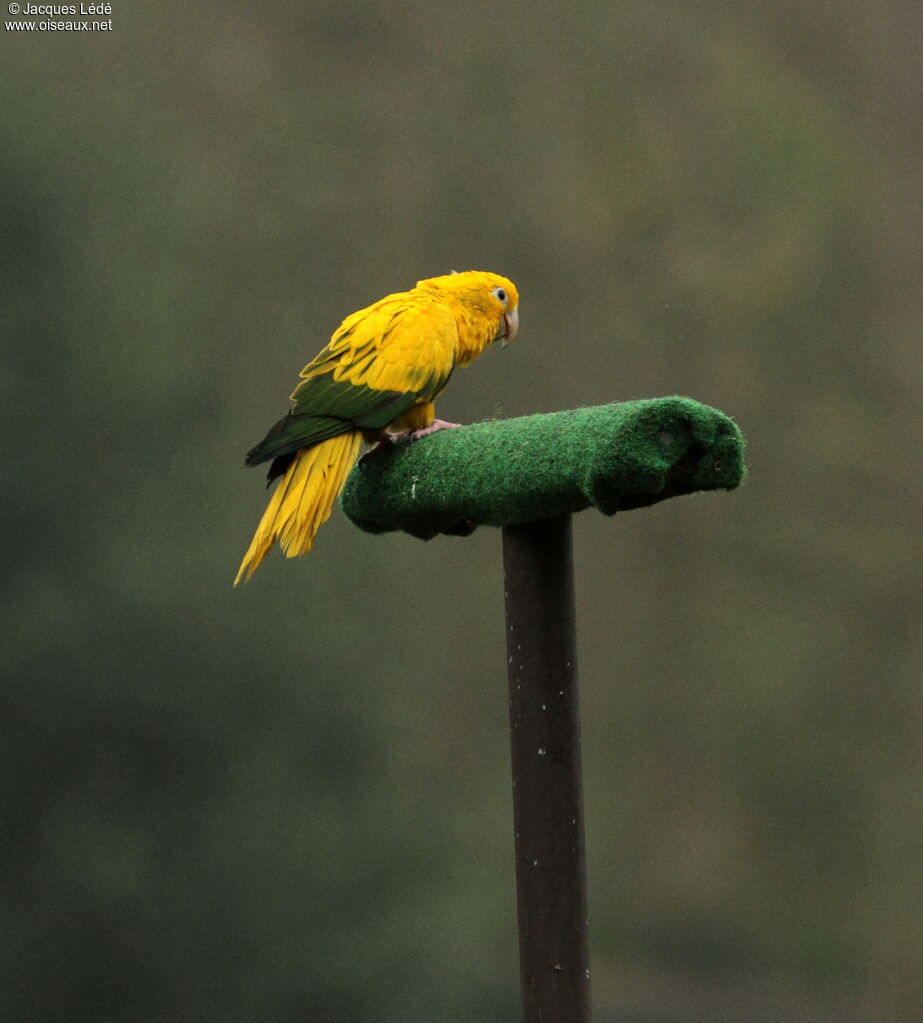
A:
244;379;416;467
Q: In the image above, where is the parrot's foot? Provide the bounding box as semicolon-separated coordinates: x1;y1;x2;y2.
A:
359;421;462;465
407;419;462;441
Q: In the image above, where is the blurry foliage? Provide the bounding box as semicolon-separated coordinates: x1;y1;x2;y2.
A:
2;1;921;1020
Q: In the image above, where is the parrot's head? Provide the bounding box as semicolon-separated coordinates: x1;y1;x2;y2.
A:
489;275;520;349
418;270;520;352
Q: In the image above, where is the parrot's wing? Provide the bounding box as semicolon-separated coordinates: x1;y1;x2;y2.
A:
298;294;458;397
243;382;414;468
245;295;458;470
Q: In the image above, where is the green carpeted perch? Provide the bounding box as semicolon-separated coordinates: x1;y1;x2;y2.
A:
342;396;745;537
342;395;745;1023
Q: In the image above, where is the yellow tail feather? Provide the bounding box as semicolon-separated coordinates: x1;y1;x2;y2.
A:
234;431;362;585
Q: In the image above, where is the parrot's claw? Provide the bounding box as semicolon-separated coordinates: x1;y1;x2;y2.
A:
407;419;462;441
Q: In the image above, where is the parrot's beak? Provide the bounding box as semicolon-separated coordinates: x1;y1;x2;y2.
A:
499;308;519;348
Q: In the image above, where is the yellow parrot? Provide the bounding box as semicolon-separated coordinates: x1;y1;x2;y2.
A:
235;270;520;584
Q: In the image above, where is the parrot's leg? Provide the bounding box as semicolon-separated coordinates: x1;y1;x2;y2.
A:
407;419;462;440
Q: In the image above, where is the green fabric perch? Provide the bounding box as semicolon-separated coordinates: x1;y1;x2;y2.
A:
341;397;745;540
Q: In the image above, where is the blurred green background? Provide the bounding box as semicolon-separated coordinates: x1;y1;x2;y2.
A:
3;2;921;1021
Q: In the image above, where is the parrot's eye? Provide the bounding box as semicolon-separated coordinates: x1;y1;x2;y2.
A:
492;286;508;305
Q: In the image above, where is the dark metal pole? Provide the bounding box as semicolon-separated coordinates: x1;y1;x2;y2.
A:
502;513;590;1023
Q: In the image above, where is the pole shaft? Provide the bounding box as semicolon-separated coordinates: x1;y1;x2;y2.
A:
502;514;590;1022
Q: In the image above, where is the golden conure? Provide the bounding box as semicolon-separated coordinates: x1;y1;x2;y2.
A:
235;270;520;584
